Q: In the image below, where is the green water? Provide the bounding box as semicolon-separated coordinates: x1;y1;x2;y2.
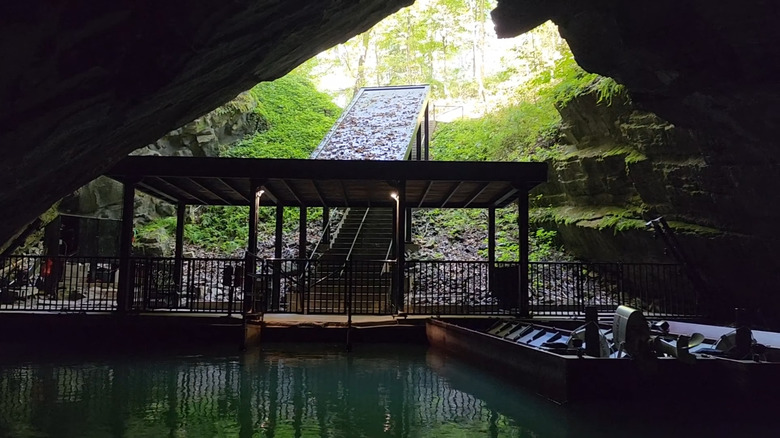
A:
0;344;776;438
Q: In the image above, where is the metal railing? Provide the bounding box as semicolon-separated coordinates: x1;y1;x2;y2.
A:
405;261;499;315
0;255;120;312
130;257;245;314
260;258;393;315
528;261;697;317
1;254;698;317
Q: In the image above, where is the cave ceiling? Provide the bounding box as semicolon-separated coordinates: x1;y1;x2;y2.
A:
1;0;778;247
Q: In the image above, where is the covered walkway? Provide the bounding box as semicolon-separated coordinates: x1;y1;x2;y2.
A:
106;156;548;316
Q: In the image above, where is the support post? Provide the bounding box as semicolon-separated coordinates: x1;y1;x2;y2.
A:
517;194;530;317
244;185;261;314
173;202;186;290
322;206;330;245
298;207;307;259
423;103;430;160
272;205;283;310
394;182;407;313
488;207;496;292
405;208;412;243
416;126;422;161
298;207;307;313
117;179;137;314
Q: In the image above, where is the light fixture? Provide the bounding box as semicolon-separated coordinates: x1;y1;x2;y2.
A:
390;192;398;201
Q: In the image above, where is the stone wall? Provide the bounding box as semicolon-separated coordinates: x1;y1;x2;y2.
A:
533;89;780;324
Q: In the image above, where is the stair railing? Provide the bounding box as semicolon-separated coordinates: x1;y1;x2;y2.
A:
381;240;394;275
310;208;340;259
345;208;371;262
646;217;709;307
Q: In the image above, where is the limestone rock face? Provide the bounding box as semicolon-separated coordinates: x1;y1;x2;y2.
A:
58;92;263;234
533;89;780;323
490;0;780;323
0;0;412;245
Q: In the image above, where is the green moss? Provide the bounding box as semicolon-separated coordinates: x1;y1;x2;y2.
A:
185;70;338;254
430;101;562;162
602;146;647;164
665;221;723;236
531;205;647;234
223;70;341;159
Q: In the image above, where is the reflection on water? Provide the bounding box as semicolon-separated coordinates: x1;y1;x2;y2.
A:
0;344;778;438
0;344;552;438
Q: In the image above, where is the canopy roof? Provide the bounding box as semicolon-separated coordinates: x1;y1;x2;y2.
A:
106;157;547;208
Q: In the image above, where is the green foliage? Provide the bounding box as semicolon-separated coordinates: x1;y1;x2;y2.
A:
431;101;561;162
135;216;177;248
544;51;599;106
223;71;341;159
530;228;559;262
593;76;628;106
184;206;249;253
531;50;626;109
183;71;337;254
430;47;631;164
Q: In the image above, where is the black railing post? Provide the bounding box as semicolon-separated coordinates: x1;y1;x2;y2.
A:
244;183;261;316
299;207;308;314
323;207;330;245
273;206;283;310
576;264;584;315
618;263;625;308
173;202;186;292
423;103;430;160
517;195;529;317
346;260;353;351
395;182;407;314
117;178;137;314
488;207;496;297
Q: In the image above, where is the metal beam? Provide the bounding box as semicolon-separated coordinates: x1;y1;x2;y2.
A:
260;185;279;205
279;179;303;206
108;157;548;184
463;182;490;208
189;177;233;205
137;181;180;204
417;181;433;208
489;187;520;208
219;178;251;203
339;180;351;205
153;177;209;205
440;182;462;208
310;180;327;206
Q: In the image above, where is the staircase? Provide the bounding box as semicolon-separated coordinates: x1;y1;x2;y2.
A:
290;207;394;314
324;207;394;261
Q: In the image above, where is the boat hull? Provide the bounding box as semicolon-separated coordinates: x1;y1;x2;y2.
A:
426;318;780;404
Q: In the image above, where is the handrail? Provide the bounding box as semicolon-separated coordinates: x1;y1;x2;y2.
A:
345;208;370;262
330;207;350;244
382;240;394;275
310;208;337;259
309;263;347;288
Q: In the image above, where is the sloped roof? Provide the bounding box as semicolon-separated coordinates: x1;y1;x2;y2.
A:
107;157;547;208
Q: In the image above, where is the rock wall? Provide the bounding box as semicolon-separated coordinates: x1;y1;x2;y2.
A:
488;0;780;325
58;94;262;221
0;0;413;246
533;89;780;324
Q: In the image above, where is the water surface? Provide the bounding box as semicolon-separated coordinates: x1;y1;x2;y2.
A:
0;343;776;437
